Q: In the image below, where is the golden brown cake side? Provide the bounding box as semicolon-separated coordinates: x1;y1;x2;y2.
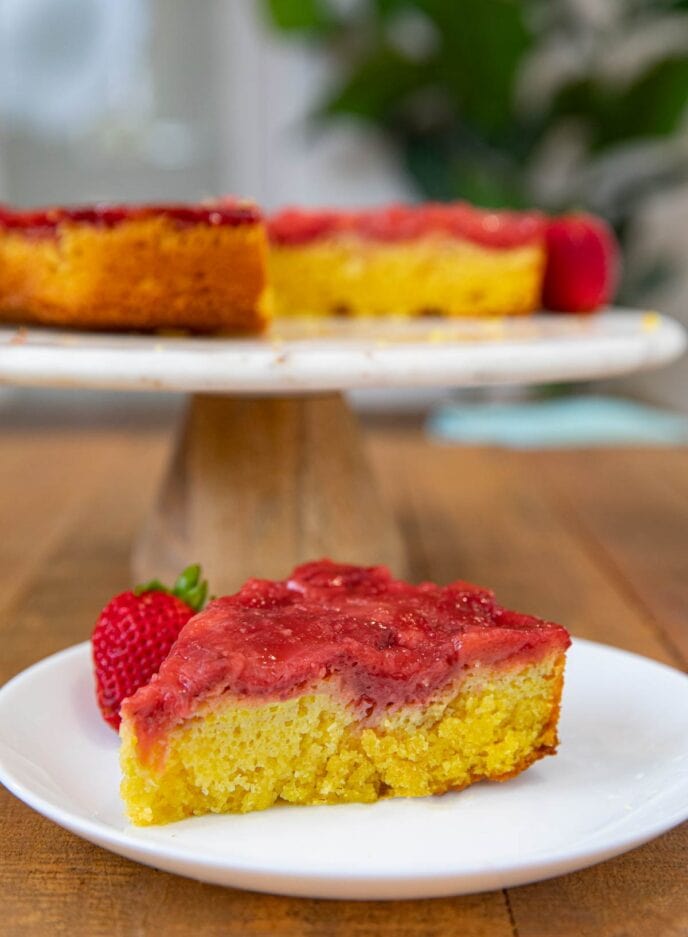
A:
0;210;271;333
121;651;566;825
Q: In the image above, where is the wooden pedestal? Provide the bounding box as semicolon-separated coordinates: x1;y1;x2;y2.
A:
133;393;406;595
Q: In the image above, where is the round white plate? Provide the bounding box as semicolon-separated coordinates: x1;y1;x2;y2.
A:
0;311;684;393
0;639;686;900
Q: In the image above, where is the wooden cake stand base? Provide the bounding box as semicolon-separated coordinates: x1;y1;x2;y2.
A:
3;313;683;594
133;393;407;594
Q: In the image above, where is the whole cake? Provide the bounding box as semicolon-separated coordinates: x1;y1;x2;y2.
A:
268;203;548;318
0;200;270;332
119;560;570;825
0;198;617;331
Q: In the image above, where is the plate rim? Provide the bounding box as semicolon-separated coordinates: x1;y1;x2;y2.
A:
1;638;687;898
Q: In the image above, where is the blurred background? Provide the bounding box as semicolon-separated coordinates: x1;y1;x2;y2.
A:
0;0;686;414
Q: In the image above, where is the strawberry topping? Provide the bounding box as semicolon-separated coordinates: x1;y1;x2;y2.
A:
0;199;260;237
268;203;546;249
122;560;570;760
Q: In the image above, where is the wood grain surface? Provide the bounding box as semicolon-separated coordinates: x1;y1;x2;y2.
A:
1;399;686;937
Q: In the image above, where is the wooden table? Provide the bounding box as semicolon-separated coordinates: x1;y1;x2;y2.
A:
1;395;686;936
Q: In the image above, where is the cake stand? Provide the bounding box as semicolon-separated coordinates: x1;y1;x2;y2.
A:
1;311;685;593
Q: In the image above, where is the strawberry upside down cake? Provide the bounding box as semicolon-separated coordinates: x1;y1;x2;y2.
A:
0;198;617;332
116;561;570;825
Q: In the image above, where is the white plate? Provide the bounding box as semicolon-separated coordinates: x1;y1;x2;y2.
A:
0;639;686;900
0;311;684;393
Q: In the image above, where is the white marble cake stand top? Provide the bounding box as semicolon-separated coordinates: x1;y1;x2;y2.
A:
0;311;684;394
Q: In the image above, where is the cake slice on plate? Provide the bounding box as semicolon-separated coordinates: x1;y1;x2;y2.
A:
119;560;570;825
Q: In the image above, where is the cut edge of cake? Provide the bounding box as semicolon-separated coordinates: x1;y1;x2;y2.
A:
121;650;566;825
268;204;547;319
0;200;271;333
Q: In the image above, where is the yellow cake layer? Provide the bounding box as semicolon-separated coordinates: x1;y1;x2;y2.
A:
0;217;271;332
269;236;545;318
121;654;565;825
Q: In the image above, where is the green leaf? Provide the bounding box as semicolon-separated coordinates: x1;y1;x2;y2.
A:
401;135;457;199
602;57;688;144
134;564;208;611
551;57;688;151
172;564;208;612
173;564;200;594
401;131;527;207
322;46;430;120
417;0;532;132
373;0;413;15
449;162;525;209
184;581;208;613
262;0;329;32
134;578;168;597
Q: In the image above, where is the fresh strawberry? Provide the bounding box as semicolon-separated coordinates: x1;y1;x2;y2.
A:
92;565;207;730
543;213;620;313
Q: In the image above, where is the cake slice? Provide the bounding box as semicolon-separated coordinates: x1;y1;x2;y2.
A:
120;560;570;825
268;203;547;318
0;200;270;332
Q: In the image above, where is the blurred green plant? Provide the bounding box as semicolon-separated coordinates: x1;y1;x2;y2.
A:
263;0;688;301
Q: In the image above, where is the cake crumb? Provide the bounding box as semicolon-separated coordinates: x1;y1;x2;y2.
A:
642;311;660;332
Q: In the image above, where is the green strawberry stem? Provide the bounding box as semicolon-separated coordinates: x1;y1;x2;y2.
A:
135;563;208;612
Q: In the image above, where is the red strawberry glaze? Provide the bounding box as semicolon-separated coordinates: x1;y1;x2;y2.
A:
0;198;260;238
122;560;569;760
268;203;546;249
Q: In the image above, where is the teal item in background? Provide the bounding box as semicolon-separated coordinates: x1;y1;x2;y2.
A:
428;396;688;449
